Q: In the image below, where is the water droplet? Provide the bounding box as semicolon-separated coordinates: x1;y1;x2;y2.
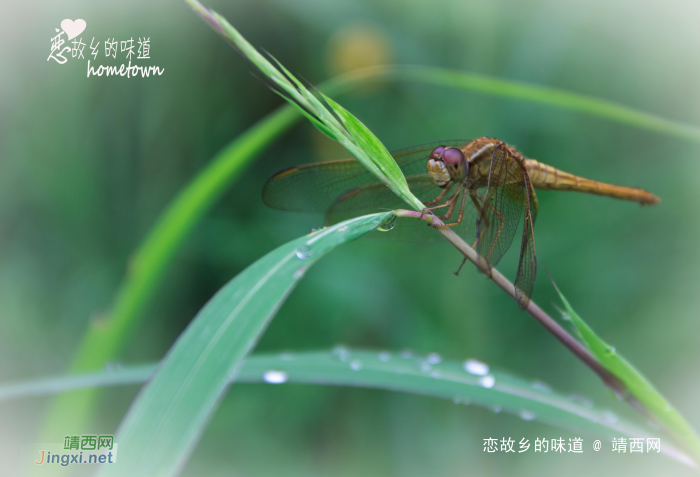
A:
430;370;442;379
532;380;552;393
350;359;363;371
464;359;490;376
479;374;496;388
462;399;471;406
263;370;288;384
377;214;397;232
519;410;536;421
279;352;294;361
419;362;432;372
333;345;350;362
491;406;502;413
561;313;570;321
568;393;594;409
426;353;442;365
378;351;391;362
400;349;414;359
602;411;618;424
310;227;322;233
295;245;313;260
293;267;306;279
453;397;462;404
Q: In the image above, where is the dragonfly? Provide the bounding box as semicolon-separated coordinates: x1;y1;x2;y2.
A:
262;138;660;309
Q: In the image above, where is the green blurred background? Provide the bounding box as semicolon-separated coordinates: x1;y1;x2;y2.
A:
2;0;700;475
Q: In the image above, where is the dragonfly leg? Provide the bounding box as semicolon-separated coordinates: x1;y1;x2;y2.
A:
437;188;462;220
469;190;490;228
421;185;462;220
468;191;486;249
454;257;468;276
422;182;453;207
432;185;468;227
420;183;455;220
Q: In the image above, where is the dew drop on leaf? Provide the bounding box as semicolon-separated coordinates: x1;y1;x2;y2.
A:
295;245;313;260
464;359;490;376
263;370;288;384
377;214;397;232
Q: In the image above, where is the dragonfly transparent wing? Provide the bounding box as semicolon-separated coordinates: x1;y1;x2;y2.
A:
262;140;467;213
326;174;479;243
475;143;536;308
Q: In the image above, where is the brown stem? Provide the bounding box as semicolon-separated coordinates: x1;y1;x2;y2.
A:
394;208;629;399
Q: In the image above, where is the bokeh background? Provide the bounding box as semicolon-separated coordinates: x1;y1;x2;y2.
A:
2;0;700;475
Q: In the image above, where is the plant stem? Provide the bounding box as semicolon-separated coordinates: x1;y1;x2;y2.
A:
394;209;630;400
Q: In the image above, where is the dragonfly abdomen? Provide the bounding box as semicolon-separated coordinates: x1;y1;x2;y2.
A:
524;159;660;206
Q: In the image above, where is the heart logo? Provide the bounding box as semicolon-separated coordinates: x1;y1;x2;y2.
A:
61;19;86;40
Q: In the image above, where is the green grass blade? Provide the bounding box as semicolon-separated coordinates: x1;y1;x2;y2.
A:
553;285;700;460
389;65;700;144
39;104;301;440
96;213;392;477
321;93;423;210
3;350;693;467
186;0;423;212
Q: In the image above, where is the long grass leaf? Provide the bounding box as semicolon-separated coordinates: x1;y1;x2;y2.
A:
5;351;693;467
553;285;700;460
96;213;392;477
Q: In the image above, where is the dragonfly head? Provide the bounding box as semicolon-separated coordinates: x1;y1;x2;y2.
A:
426;146;468;187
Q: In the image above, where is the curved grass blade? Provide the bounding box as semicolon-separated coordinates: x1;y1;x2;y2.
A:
95;213;392;477
186;0;423;212
387;66;700;144
3;350;693;467
552;283;700;461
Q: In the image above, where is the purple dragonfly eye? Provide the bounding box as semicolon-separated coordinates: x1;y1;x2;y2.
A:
442;147;465;167
430;146;446;159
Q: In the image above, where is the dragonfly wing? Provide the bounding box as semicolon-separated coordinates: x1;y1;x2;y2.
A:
327;175;478;243
476;143;526;268
262;140;468;213
514;174;537;309
262;158;371;213
476;143;537;306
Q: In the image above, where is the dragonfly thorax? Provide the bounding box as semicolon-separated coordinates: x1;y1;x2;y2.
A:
426;146;468;187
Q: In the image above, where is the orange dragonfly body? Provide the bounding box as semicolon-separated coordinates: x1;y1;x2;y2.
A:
263;138;660;308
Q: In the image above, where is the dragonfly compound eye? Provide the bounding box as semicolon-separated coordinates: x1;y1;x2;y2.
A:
429;145;446;159
442;147;467;181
